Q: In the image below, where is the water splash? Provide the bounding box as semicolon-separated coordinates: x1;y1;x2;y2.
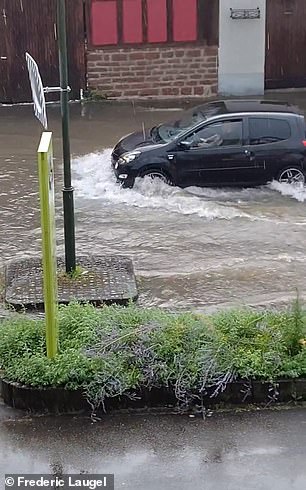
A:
269;180;306;202
72;150;250;221
72;150;306;222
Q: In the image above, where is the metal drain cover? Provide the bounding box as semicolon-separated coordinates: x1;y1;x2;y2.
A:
5;255;138;309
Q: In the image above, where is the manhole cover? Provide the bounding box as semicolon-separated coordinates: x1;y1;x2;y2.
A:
5;255;138;309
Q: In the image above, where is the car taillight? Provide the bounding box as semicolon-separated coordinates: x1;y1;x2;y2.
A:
303;140;306;147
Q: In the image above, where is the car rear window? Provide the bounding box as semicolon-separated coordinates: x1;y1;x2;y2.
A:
249;118;291;145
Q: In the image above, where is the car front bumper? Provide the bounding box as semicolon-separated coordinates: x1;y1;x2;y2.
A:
111;155;135;188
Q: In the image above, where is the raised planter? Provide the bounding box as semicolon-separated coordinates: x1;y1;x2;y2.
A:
1;380;90;413
0;380;178;414
2;378;306;414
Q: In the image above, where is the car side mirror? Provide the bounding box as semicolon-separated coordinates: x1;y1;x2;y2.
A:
179;140;192;150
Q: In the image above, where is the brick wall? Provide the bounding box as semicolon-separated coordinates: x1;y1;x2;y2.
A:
87;45;218;99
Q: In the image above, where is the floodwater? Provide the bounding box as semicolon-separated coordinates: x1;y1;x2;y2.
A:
1;95;306;310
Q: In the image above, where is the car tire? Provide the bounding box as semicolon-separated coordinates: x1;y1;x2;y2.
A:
277;167;306;185
141;170;173;186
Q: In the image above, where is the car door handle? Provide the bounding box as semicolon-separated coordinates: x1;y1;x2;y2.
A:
244;150;255;161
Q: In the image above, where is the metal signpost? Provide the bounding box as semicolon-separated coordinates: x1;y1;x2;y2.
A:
57;0;76;274
26;0;77;356
26;0;76;274
37;132;58;358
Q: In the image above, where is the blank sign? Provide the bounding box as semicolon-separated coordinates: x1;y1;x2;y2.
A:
147;0;167;43
123;0;143;43
91;0;118;46
173;0;197;42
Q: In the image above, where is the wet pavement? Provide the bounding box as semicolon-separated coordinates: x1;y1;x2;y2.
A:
0;405;305;489
1;93;306;311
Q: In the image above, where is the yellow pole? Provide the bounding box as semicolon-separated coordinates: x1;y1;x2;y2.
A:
37;132;58;358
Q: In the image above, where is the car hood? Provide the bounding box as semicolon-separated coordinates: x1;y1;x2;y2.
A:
112;130;163;159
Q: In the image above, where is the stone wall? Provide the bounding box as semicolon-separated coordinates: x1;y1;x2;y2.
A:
87;45;218;99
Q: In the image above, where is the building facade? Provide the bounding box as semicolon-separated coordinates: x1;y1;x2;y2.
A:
219;0;306;96
218;0;266;95
87;0;219;99
0;0;305;103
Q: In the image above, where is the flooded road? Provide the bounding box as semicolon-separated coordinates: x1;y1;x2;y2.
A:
1;96;306;310
0;406;306;490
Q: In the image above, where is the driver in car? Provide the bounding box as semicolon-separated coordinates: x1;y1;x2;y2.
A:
193;132;223;148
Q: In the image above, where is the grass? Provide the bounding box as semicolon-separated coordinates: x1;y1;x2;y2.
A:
0;302;306;410
82;89;108;102
58;265;89;281
57;265;103;289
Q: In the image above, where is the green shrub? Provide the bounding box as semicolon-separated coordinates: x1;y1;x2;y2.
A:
4;350;96;388
0;302;305;408
0;317;46;366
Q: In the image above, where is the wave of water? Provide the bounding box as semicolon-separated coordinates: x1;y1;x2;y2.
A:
72;150;306;220
269;180;306;202
72;150;251;220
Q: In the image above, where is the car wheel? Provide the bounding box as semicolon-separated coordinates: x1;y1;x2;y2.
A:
277;167;305;185
141;170;173;185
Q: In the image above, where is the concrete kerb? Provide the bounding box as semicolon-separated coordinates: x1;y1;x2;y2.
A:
1;378;306;415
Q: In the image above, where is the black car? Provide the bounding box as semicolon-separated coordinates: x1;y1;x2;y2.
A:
111;99;306;188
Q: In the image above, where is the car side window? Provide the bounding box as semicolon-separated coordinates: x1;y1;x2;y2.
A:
185;120;243;149
249;118;291;145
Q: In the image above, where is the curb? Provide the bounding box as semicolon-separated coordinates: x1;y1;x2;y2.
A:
2;378;306;415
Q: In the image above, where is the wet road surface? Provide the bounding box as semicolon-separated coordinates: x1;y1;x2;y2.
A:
1;96;306;489
0;406;305;489
1;94;306;310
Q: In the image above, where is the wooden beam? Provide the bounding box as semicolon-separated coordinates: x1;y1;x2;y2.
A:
200;0;219;45
117;0;123;44
142;0;148;43
166;0;173;42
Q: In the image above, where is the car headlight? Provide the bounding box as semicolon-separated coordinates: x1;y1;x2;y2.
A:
118;151;141;164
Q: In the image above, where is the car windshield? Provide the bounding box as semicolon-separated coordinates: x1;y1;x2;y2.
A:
151;102;226;143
